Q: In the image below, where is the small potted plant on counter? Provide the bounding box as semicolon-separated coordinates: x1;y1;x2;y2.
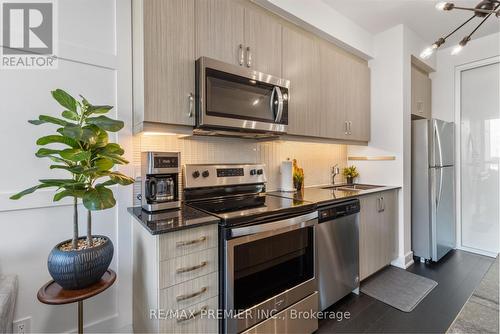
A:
343;165;359;185
292;159;305;191
10;89;134;290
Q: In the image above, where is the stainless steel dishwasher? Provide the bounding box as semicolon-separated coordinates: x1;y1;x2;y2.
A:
317;199;360;311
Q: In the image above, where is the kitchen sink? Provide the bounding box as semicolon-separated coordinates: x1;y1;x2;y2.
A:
322;184;383;191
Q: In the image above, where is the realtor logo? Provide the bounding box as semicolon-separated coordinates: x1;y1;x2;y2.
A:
1;0;57;69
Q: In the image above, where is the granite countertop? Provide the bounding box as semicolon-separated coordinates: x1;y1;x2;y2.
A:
128;205;220;235
269;184;401;207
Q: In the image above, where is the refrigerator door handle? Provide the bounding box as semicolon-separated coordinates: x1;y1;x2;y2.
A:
436;166;443;209
434;121;444;167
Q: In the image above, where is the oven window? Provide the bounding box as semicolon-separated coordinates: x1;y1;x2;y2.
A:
233;226;314;311
206;68;277;123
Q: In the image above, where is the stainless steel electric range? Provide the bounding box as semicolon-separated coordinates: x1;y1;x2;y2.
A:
184;164;319;334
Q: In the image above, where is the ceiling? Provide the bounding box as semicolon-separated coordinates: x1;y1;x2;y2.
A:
322;0;500;46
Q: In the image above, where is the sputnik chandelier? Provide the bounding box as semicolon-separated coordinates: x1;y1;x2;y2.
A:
420;0;500;58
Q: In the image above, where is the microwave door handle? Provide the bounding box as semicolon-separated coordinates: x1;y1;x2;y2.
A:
270;86;277;118
274;87;284;123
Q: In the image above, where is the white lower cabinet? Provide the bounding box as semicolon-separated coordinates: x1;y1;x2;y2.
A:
133;223;219;333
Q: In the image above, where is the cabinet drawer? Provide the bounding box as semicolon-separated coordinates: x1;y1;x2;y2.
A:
160;296;218;334
160;247;218;289
160;272;218;311
159;225;217;261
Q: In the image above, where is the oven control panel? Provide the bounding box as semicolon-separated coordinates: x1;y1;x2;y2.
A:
184;164;266;189
217;168;244;177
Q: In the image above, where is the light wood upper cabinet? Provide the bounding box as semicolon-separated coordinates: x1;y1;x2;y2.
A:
347;57;371;141
319;40;371;141
411;64;432;119
133;0;195;129
244;8;282;77
359;190;398;281
283;27;321;137
196;0;282;76
319;40;346;139
195;0;245;66
133;0;371;141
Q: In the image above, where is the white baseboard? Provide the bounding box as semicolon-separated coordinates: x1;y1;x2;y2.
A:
66;313;131;334
391;251;414;269
457;246;499;258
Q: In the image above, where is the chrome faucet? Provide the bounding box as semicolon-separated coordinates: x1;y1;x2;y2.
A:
331;164;340;185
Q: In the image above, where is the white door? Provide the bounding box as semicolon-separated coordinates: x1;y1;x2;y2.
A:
460;61;500;256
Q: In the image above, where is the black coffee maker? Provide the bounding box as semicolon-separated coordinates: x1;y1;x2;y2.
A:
141;152;180;212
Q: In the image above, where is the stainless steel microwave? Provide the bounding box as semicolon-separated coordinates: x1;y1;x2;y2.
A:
195;57;290;137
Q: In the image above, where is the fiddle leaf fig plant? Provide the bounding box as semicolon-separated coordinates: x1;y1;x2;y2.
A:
10;89;134;250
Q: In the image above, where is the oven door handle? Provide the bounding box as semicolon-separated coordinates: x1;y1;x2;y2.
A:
229;211;318;238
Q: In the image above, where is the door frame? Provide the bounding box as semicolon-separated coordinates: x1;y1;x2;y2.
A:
454;55;500;258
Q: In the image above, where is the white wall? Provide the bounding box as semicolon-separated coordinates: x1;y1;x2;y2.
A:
433;32;500;122
254;0;374;59
348;26;404;186
401;26;437;265
348;24;436;268
0;0;133;332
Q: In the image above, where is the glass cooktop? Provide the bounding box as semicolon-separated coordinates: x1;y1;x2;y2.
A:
188;193;315;226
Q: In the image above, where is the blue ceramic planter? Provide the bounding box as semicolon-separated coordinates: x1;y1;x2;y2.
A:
47;235;113;290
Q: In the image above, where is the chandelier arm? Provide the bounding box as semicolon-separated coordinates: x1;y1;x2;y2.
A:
443;15;477;40
466;3;500;38
452;6;496;14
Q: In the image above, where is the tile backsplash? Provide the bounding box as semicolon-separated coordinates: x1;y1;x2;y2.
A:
133;134;347;201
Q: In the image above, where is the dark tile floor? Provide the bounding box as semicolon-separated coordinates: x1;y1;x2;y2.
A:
317;250;495;333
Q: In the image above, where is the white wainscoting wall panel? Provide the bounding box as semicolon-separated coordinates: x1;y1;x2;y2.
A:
0;0;132;332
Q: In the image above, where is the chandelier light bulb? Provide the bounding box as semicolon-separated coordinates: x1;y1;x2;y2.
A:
435;2;455;11
420;37;445;59
451;36;471;55
435;2;447;10
451;44;463;55
420;46;436;59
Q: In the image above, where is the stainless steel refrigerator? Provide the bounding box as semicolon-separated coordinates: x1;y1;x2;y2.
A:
412;119;455;262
